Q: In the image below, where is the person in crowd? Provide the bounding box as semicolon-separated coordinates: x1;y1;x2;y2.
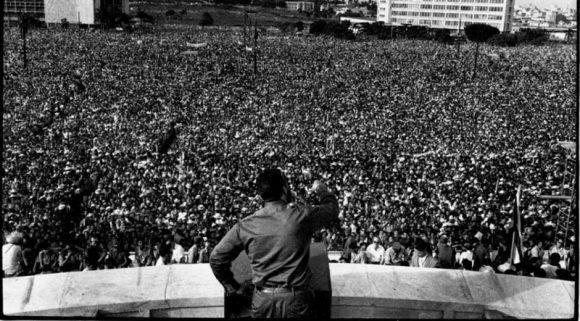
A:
555;268;572;281
156;243;172;266
366;237;385;264
459;242;474;271
435;235;455;269
478;257;495;273
549;239;568;269
3;231;24;277
383;241;407;266
85;236;105;269
83;246;101;271
187;236;202;264
410;239;438;268
352;243;370;264
133;239;151;267
33;241;58;274
530;240;544;260
541;253;562;279
210;169;338;318
171;235;186;264
493;239;510;270
566;237;575;275
532;267;546;278
461;259;473;271
58;244;79;272
198;239;212;264
339;239;358;263
473;238;489;271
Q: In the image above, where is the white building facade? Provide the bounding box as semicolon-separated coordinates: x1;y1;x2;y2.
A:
286;1;316;12
376;0;515;32
42;0;129;25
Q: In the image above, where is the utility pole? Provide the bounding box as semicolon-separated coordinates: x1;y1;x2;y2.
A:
456;16;461;57
253;19;258;77
19;11;28;69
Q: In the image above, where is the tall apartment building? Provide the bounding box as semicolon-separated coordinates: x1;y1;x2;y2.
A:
376;0;515;32
4;0;45;24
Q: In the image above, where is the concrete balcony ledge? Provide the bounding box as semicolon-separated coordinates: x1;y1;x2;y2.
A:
3;265;224;318
3;264;575;318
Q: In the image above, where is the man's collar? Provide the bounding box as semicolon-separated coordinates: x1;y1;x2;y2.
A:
263;200;287;209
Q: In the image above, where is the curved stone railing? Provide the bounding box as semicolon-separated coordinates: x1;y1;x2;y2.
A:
3;264;575;318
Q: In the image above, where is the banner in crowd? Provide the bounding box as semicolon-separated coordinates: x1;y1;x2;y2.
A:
510;185;523;265
186;42;208;48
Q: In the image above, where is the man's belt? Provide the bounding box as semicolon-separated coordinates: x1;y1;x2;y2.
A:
256;284;310;293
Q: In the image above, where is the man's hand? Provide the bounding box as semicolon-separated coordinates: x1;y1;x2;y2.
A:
226;281;253;297
311;180;329;194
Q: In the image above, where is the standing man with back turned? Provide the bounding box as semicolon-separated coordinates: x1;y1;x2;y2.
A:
210;168;339;318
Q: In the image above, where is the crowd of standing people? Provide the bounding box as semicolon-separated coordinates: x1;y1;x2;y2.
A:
2;25;576;280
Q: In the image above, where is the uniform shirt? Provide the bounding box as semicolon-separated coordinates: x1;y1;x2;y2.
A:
210;192;338;294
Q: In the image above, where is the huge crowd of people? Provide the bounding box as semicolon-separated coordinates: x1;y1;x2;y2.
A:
2;25;576;280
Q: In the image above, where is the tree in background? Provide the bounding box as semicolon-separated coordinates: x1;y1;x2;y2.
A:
366;2;377;15
98;0;130;28
486;33;517;47
136;10;154;24
309;20;327;35
295;21;304;32
515;28;547;45
555;13;569;26
464;23;499;78
309;20;354;40
200;12;214;28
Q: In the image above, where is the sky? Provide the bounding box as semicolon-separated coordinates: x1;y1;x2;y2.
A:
516;0;576;10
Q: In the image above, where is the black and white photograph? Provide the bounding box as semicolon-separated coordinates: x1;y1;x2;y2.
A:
2;0;577;318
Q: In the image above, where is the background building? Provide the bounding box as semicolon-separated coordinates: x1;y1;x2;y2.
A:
4;0;45;25
4;0;129;26
376;0;515;32
286;1;316;12
44;0;129;25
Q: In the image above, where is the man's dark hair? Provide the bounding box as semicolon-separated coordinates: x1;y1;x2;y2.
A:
556;268;572;280
159;243;170;257
549;253;561;266
461;258;473;270
85;246;101;269
255;168;286;202
533;267;546;277
414;239;429;252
